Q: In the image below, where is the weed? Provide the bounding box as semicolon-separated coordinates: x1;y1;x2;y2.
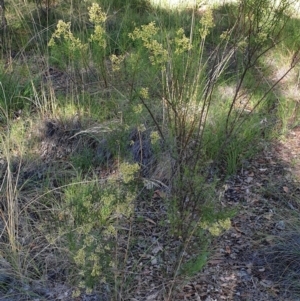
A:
254;232;300;299
70;149;94;172
59;162;140;292
1;0;300;299
180;249;209;277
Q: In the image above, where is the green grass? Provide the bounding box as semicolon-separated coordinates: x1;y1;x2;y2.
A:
1;0;300;299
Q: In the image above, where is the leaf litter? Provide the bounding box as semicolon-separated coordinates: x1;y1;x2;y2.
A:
1;121;300;300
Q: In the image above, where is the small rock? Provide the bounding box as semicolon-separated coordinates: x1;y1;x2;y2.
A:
150;256;157;265
246;176;253;183
260;279;273;288
275;220;285;230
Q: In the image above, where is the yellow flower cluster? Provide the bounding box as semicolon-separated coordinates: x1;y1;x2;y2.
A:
199;8;214;39
88;3;107;48
150;131;160;145
139;87;149;99
110;54;125;71
175;28;192;55
119;162;140;184
90;25;106;48
88;3;106;24
129;21;158;42
133;103;144;114
129;22;168;66
200;218;231;236
48;20;87;51
49;3;107;51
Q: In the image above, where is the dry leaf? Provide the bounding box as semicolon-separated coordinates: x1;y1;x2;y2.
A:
153;189;166;199
264;213;273;220
283;186;289;193
260;279;273;287
146;291;159;301
152;244;163;255
246;177;253;183
145;217;156;225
